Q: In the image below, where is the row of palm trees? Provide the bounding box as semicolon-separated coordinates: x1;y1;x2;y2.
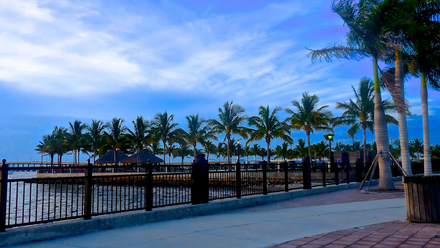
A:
309;0;440;189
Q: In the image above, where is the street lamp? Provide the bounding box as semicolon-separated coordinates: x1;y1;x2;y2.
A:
328;135;333;168
236;139;241;162
168;145;172;165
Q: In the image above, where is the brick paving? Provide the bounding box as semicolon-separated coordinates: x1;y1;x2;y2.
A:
270;221;440;248
267;181;440;248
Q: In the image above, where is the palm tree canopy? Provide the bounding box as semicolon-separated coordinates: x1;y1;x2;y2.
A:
208;101;248;140
247;105;293;145
285;93;333;135
151;112;179;144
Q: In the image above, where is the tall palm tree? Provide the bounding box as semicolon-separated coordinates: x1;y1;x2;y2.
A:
285;93;332;164
127;116;150;165
308;0;401;189
52;126;69;166
103;118;129;166
179;114;217;160
247;105;293;163
336;78;398;167
151;112;180;165
208;101;248;164
68;120;87;165
405;4;440;174
86;120;105;164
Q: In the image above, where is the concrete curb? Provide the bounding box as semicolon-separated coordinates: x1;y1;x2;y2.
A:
0;178;400;247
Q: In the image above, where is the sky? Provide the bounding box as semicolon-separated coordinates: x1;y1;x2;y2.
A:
1;0;439;163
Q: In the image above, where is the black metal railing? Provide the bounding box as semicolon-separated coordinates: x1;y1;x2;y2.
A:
0;157;382;232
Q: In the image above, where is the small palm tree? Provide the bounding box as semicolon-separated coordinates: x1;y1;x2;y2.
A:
103;118;129;166
410;138;424;161
151;112;179;165
173;141;192;165
275;142;291;161
127;116;150;165
294;138;308;159
336;78;397;167
249;144;261;162
202;140;216;162
285;93;332;164
86;120;105;164
35;134;57;166
209;101;248;164
247;105;293;163
147;140;163;156
215;142;226;162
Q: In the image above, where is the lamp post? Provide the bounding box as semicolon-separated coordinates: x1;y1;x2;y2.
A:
73;151;76;165
168;145;172;165
41;154;43;165
328;135;333;169
236;140;241;162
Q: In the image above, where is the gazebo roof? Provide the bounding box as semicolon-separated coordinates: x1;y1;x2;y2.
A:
122;150;164;164
95;150;129;164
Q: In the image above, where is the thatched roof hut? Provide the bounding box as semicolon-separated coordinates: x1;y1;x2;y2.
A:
95;150;128;164
122;150;164;164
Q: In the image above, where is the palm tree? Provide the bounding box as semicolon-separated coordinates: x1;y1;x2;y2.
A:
294;138;308;159
208;101;248;164
285;93;332;164
202;140;216;162
249;144;261;162
312;141;328;161
68;120;87;165
405;5;440;175
215;142;226;162
179;114;217;160
151;112;180;166
103;118;129;166
308;0;401;189
336;78;398;167
52;126;69;166
247;105;293;163
242;145;251;163
410;138;424;161
86;120;105;164
275;142;291;161
147;140;163;156
173;141;192;165
35;134;56;166
127;116;149;165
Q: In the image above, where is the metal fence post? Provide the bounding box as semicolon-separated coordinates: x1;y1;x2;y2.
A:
145;160;153;211
345;164;350;184
262;161;267;195
335;165;339;185
303;157;311;189
323;163;327;187
236;161;241;198
192;154;209;204
0;159;8;232
84;159;93;220
284;161;288;192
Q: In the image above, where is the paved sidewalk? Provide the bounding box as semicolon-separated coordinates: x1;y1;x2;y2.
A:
8;182;408;248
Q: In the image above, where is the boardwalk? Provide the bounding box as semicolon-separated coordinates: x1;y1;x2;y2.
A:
7;182;412;248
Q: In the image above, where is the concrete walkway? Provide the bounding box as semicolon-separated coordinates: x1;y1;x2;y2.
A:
8;197;406;248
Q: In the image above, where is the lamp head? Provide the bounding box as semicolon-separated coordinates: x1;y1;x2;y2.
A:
328;135;333;141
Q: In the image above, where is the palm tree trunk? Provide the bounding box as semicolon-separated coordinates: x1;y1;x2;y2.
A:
193;145;197;162
373;57;394;190
363;127;367;167
266;139;270;163
182;157;184;165
163;140;167;172
50;154;54;167
395;50;412;175
421;72;432;175
307;132;312;165
78;149;80;165
227;136;231;164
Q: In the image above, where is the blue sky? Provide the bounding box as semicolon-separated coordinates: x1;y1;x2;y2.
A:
1;0;439;162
